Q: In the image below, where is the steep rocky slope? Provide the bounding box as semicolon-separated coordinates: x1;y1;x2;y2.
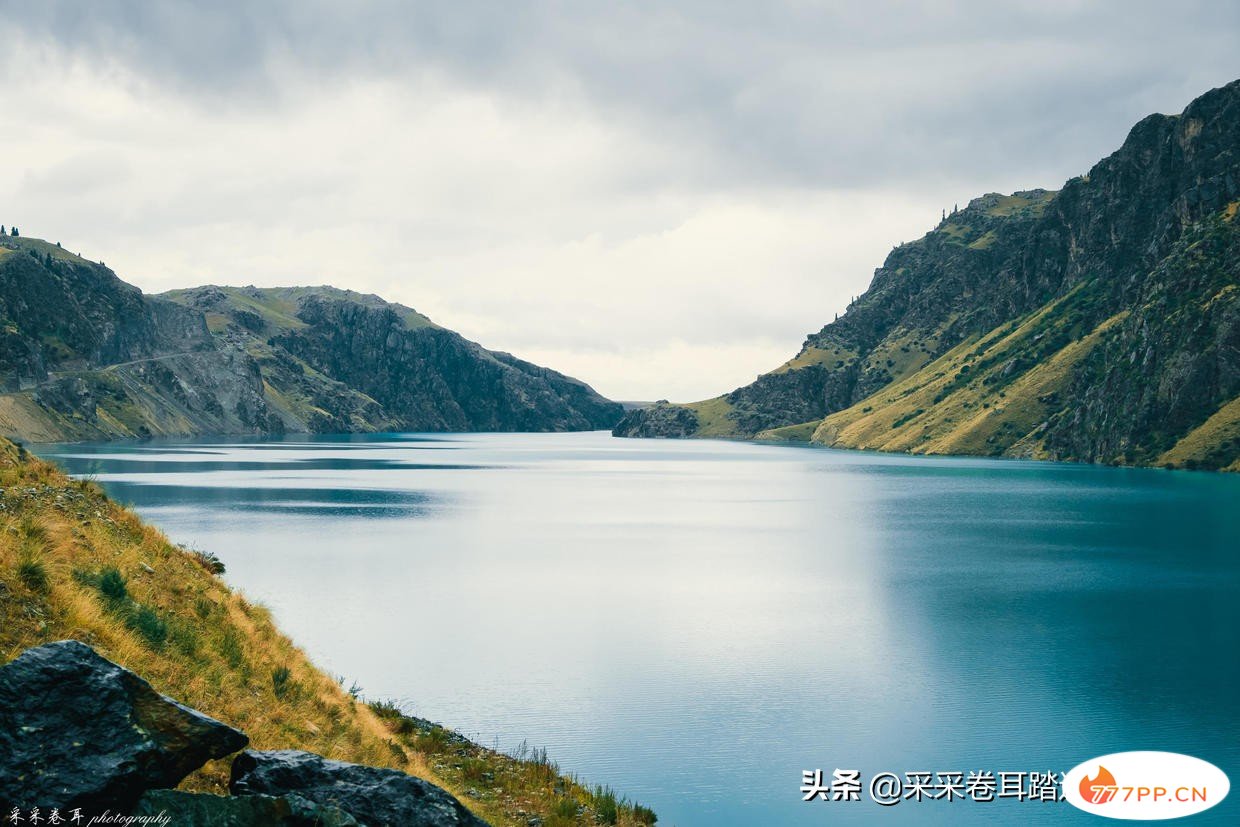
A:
0;242;621;441
0;237;276;440
163;286;622;433
616;79;1240;471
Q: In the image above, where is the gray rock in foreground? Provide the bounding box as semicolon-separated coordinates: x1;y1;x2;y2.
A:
0;640;248;812
134;789;360;826
230;750;489;827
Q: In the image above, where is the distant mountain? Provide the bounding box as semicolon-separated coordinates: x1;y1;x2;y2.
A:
616;79;1240;471
163;285;622;433
0;245;621;441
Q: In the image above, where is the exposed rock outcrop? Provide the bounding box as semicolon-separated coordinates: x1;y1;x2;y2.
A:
0;641;492;825
0;640;248;812
231;749;489;827
211;287;623;433
133;790;360;826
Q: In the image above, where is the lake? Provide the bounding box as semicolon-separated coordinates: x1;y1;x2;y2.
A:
34;432;1240;825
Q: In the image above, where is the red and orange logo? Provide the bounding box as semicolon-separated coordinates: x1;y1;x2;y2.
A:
1079;765;1118;804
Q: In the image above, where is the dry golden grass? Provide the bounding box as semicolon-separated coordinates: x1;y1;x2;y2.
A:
811;289;1124;459
0;439;655;826
684;395;741;437
773;343;857;374
755;419;821;442
1159;395;1240;472
857;326;941;387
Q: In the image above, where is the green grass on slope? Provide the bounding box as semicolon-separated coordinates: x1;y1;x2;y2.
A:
685;396;743;437
252;286;437;330
755;420;821;442
772;344;857;374
166;286;438;332
979;190;1056;218
163;286;310;331
0;235;92;266
857;326;944;387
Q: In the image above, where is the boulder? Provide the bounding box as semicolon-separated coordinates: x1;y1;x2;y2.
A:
0;640;248;812
133;789;359;826
230;750;489;827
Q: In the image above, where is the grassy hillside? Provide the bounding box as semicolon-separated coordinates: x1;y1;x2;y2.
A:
803;289;1129;458
0;439;655;826
799;202;1240;471
683;396;742;438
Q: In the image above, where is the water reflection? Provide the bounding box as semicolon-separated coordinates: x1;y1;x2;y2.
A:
99;481;438;519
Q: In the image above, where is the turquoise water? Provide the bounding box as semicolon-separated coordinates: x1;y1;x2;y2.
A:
36;432;1240;825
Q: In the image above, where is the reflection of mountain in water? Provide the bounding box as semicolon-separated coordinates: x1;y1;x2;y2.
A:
102;481;438;520
59;456;488;475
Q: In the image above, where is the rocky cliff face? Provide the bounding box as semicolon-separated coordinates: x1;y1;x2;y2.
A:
164;286;623;433
0;245;621;441
616;79;1240;471
0;238;276;440
0;240;210;389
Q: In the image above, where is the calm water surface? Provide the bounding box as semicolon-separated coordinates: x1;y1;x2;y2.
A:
36;432;1240;826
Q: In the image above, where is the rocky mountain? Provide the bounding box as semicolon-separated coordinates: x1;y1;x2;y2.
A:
0;242;621;441
162;285;622;434
616;79;1240;471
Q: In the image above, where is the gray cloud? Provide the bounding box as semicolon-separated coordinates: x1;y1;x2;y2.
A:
8;1;1237;186
0;1;1236;399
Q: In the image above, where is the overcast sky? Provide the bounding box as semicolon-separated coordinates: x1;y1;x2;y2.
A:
1;2;1236;400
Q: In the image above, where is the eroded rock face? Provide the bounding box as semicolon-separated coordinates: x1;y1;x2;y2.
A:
230;750;489;827
133;790;360;826
0;640;248;812
611;401;700;438
271;293;624;433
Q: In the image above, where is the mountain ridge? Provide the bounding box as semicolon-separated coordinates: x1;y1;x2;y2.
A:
0;246;622;441
614;79;1240;471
